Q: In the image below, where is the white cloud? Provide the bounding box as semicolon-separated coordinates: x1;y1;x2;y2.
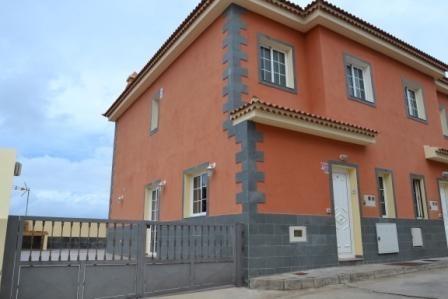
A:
10;146;112;218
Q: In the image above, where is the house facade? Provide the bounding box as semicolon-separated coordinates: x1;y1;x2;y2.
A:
104;0;448;278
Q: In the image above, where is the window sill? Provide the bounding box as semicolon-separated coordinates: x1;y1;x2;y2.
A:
259;80;297;94
347;95;376;107
407;115;428;124
186;213;207;218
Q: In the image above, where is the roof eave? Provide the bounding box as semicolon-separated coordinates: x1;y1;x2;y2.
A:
104;0;448;121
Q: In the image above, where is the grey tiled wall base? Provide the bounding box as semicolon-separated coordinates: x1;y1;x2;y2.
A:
246;214;339;279
362;218;448;263
244;214;448;280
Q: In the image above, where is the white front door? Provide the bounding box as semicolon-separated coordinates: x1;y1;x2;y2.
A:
439;183;448;247
332;170;355;259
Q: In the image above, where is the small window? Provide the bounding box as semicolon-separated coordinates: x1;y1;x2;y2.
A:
411;176;428;219
258;34;295;91
192;173;208;216
404;83;426;121
150;98;159;133
376;170;396;218
150;88;163;134
344;55;375;104
440;107;448;136
183;163;210;218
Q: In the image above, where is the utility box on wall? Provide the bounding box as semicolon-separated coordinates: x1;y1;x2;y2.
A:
376;223;399;254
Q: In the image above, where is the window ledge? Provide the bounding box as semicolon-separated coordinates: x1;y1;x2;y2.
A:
231;97;378;146
408;115;428;124
259;79;297;94
347;95;376;107
424;145;448;164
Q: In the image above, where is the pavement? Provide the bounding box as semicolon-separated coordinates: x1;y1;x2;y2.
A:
153;267;448;298
249;257;448;291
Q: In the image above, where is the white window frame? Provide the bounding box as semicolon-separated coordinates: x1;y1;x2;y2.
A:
411;176;428;219
404;84;426;121
190;173;208;217
344;55;375;104
145;184;161;256
440;106;448;136
376;170;396;219
258;35;295;90
150;88;163;134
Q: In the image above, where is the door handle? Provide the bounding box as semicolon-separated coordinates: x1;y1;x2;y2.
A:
377;236;381;241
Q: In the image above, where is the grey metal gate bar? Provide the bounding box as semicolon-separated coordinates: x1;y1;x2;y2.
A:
0;216;244;299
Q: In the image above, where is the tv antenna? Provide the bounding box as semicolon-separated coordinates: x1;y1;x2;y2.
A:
13;183;31;216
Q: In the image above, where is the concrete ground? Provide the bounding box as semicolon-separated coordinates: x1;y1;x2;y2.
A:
153;268;448;298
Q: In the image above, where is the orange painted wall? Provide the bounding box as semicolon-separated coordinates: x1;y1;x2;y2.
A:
110;15;242;221
244;13;448;219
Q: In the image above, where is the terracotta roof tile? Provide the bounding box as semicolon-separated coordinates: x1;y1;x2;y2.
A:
230;97;378;137
436;148;448;156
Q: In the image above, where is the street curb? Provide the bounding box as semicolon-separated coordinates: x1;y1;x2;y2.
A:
249;259;448;291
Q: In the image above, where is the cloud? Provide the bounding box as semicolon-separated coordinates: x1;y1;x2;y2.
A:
11;147;112;218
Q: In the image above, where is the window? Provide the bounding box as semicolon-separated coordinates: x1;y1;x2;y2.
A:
258;34;295;91
145;184;161;256
192;173;208;216
376;170;396;218
411;176;428;219
344;55;375;104
183;163;211;218
150;88;163;134
150;188;160;221
150;98;159;133
260;46;287;87
404;82;426;121
440;107;448;136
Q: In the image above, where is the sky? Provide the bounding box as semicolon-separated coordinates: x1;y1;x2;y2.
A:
1;0;447;219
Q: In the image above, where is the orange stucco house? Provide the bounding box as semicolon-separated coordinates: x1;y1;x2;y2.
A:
104;0;448;278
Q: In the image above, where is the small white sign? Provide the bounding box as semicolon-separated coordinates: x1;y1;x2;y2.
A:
363;195;376;207
429;201;439;211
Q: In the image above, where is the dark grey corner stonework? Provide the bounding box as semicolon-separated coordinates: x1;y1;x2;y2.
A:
362;218;448;263
222;4;248;138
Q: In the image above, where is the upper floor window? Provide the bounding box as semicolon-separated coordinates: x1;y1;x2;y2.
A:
440;106;448;136
150;88;163;134
258;34;296;92
403;81;426;121
344;54;375;104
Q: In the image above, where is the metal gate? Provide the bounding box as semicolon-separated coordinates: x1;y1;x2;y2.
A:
0;216;243;299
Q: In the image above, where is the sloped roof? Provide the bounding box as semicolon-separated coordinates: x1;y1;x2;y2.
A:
104;0;448;119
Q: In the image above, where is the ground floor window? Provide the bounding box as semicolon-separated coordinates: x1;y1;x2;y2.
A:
411;176;428;219
183;163;211;218
376;170;396;218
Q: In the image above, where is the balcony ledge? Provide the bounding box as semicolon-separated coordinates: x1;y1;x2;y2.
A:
230;98;378;146
424;145;448;164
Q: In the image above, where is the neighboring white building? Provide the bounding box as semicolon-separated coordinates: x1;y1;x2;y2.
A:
0;149;19;275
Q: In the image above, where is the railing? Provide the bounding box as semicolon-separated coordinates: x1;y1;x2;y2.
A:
144;223;235;263
19;217;140;263
16;217;239;265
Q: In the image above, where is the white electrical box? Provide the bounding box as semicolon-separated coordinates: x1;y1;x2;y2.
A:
363;195;376;207
376;223;399;254
411;228;423;247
